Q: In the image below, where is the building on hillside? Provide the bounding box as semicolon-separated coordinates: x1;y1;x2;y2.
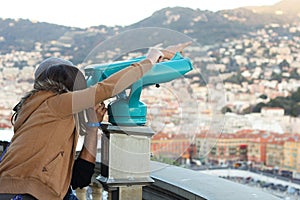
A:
247;133;272;165
195;131;251;165
151;132;193;164
266;140;284;168
283;139;300;172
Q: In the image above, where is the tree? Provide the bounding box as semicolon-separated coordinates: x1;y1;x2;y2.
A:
291;104;300;117
290;69;300;80
252;102;266;113
291;87;300;102
259;94;268;100
225;73;248;84
279;59;290;70
271;71;282;81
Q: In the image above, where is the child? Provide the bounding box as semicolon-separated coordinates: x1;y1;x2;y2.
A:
0;43;190;199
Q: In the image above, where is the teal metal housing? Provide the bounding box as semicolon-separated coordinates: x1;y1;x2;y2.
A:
85;52;193;126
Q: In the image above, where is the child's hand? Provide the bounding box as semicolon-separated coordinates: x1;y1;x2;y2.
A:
161;41;192;60
146;48;164;64
94;102;107;122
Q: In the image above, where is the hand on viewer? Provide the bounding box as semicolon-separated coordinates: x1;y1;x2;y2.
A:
86;103;107;126
146;48;164;64
161;41;192;60
95;102;107;122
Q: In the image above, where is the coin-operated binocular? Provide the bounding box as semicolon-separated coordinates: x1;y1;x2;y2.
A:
85;52;193;126
84;52;193;198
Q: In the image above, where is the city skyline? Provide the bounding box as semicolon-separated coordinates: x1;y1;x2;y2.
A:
0;0;281;28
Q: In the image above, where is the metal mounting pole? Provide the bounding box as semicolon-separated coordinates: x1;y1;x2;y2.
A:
97;124;155;200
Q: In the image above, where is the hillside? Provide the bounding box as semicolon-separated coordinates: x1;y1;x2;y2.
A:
0;18;115;64
245;0;300;23
0;18;73;52
0;0;299;64
247;0;300;15
128;7;257;45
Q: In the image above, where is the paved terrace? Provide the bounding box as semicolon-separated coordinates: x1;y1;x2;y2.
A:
142;161;280;200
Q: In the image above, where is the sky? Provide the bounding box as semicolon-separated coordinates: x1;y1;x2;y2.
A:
0;0;281;28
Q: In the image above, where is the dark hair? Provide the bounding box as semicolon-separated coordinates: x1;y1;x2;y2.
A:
35;64;86;92
12;64;90;136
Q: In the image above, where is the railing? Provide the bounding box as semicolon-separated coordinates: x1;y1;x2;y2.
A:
77;161;281;200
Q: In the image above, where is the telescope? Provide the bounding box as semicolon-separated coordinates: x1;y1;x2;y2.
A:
85;52;193;126
84;52;193;197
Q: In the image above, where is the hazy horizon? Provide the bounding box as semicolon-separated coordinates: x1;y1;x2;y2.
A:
0;0;281;28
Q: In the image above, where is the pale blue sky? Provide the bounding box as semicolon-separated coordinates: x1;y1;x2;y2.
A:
0;0;281;28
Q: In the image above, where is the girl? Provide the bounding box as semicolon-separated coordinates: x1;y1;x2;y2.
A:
0;43;190;199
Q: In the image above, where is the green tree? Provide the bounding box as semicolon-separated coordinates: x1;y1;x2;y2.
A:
291;104;300;117
291;87;300;102
252;102;266;113
271;71;282;81
279;59;290;69
259;94;268;100
225;73;247;84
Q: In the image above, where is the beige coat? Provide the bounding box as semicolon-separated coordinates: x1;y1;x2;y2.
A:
0;59;152;200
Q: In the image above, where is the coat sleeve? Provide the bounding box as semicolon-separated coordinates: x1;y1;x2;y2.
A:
47;59;152;117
